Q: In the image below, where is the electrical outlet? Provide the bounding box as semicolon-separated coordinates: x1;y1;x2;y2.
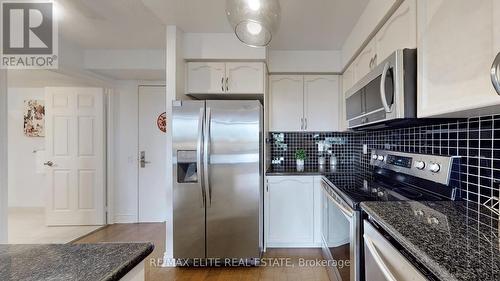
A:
363;144;368;155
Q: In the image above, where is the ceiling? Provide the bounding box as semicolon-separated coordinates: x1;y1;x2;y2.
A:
56;0;166;49
56;0;369;51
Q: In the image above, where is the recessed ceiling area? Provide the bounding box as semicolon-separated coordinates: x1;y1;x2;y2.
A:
56;0;166;49
56;0;369;51
51;0;370;80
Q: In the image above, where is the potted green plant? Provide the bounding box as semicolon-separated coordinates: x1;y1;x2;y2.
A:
295;149;306;170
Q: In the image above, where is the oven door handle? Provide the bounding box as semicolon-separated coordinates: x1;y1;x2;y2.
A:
321;180;353;218
364;233;398;281
380;62;393;113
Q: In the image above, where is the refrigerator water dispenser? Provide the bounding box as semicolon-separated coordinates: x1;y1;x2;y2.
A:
177;150;198;183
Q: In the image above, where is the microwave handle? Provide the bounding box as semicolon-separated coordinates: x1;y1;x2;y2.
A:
380;63;392;113
491;52;500;95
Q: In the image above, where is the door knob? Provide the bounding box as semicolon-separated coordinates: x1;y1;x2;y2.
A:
43;161;54;167
140;151;151;168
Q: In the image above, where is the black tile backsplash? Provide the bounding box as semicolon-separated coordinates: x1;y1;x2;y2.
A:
270;132;357;173
270;115;500;217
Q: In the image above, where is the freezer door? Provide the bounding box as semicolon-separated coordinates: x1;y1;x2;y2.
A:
172;100;206;259
205;100;262;259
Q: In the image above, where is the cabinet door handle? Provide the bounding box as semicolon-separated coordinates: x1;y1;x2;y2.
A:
373;54;378;67
304;118;308;130
300;118;304;130
369;57;373;69
380;62;392;113
226;77;229;92
491;52;500;95
221;77;224;92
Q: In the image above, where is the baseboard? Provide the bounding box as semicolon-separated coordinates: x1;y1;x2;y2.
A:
114;214;137;223
266;243;322;248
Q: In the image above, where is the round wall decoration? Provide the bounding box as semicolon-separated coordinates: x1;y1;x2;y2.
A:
157;112;167;133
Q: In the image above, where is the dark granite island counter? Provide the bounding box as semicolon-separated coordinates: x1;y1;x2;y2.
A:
0;243;154;281
361;201;500;281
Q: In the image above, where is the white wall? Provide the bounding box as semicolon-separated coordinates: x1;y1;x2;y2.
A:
268;50;341;73
111;80;166;223
163;25;186;264
183;33;267;60
0;70;8;243
7;88;46;207
84;49;165;70
112;80;139;223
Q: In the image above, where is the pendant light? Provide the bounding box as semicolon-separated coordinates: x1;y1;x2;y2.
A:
226;0;281;47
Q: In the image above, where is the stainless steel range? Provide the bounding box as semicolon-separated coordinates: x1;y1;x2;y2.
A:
320;150;461;281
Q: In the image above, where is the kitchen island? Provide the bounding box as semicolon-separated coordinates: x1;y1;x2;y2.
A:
0;243;154;281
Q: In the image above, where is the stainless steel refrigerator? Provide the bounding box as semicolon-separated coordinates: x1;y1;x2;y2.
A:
172;100;263;263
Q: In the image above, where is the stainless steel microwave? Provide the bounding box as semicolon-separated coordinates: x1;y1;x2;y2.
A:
345;49;417;130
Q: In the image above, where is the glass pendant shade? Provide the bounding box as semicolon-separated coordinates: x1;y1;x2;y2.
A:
226;0;281;47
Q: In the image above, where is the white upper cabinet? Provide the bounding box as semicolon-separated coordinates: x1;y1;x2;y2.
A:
269;75;303;131
353;40;376;82
225;62;264;94
345;0;417;89
417;0;500;117
342;63;355;94
304;76;340;131
187;62;264;95
269;75;340;132
375;0;417;63
187;62;226;94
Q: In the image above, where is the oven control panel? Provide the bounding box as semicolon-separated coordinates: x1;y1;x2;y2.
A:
386;154;413;169
370;150;457;185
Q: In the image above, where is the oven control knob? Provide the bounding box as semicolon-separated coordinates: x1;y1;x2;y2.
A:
415;161;426;170
377;155;385;161
372;154;378;160
429;163;441;173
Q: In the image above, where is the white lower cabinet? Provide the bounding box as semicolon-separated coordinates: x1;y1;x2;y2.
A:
265;176;322;248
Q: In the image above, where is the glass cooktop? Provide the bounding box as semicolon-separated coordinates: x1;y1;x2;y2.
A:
323;173;449;209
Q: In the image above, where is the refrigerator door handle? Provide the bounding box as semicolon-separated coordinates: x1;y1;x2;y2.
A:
197;108;206;208
204;107;212;207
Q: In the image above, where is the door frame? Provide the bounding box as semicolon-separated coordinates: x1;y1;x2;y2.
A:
105;88;114;225
136;84;166;222
0;70;7;243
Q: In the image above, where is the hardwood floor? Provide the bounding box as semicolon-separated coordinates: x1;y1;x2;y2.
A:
74;223;330;281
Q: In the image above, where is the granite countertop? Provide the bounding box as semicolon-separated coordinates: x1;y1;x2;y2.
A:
0;243;154;281
361;201;500;281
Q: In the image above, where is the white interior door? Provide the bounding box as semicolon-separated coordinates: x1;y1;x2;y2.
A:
138;86;167;222
45;87;105;226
